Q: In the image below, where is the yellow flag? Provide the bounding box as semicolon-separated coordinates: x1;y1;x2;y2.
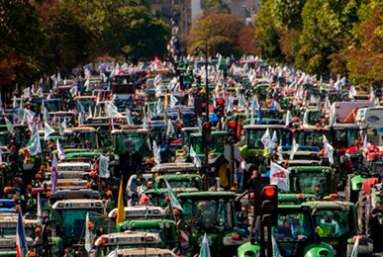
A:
116;180;125;224
164;91;168;108
199;87;206;94
215;83;220;94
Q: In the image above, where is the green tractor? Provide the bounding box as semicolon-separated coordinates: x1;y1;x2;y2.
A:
180;131;228;188
111;126;151;176
238;204;335;257
287;166;336;197
345;161;383;204
355;178;383;253
145;174;203;208
177;191;247;257
303;201;373;257
116;219;178;250
278;193;316;205
240;124;287;173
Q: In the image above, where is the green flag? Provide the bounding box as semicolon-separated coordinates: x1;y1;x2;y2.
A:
199;234;211;257
27;133;42;155
165;180;183;212
99;155;110;178
4;116;14;135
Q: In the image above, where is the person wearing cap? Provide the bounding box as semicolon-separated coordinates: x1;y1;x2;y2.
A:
103;190;115;213
34;226;43;255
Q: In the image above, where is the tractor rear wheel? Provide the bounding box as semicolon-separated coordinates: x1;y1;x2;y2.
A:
357;190;371;236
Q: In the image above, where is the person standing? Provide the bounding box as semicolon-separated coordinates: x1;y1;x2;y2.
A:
236;157;246;192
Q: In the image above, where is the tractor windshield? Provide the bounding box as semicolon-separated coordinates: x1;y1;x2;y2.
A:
247;129;285;149
184;198;235;233
158;179;199;190
54;208;103;240
191;136;204;153
296;130;331;147
0;134;10;146
291;172;330;195
333;129;359;148
212;134;225;152
0;226;16;236
272;211;313;244
115;133;144;153
313;210;352;237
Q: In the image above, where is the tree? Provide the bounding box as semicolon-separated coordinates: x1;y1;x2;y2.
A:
118;0;169;62
188;13;245;58
0;0;44;87
238;26;259;56
36;0;92;74
271;0;307;30
295;0;360;75
254;0;284;63
347;1;383;86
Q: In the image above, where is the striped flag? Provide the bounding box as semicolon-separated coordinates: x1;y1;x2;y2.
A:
51;153;58;192
16;208;28;257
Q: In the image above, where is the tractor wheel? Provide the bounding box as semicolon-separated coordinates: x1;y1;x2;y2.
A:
344;174;352;202
345;174;359;204
357;190;371;236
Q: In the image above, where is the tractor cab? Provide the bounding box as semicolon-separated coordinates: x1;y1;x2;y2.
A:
90;231;162;257
63;127;99;149
111;127;150;173
238;204;335;257
304;201;372;257
145;174;202;208
288;166;335;197
51;199;105;248
240;124;287;160
178;192;244;257
293;127;331;148
116;219;177;249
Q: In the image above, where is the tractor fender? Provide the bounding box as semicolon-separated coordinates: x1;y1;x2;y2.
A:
362;178;379;195
303;242;335;257
351;175;366;191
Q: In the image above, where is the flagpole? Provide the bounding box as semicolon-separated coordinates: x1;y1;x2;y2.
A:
204;40;209;168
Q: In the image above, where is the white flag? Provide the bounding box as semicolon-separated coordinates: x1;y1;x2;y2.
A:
272;234;283;257
261;128;271;151
190;145;202;168
351;235;359;257
285;110;292;126
27;133;42;155
289;138;300;160
85;212;92;252
44;122;55;141
270;162;290;192
167;119;175;136
99;155;110;178
56;140;65;160
4;116;14;135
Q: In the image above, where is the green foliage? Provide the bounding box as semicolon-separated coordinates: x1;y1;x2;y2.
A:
0;0;169;87
254;0;284;63
0;0;43;86
254;0;363;76
346;1;383;86
272;0;306;29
